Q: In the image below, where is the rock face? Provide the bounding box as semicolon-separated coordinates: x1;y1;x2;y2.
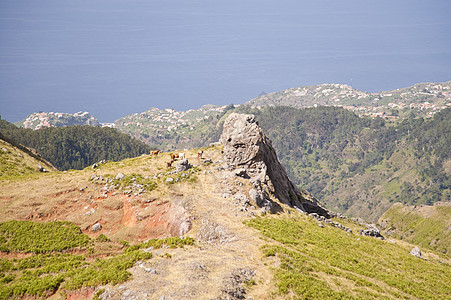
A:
220;113;328;215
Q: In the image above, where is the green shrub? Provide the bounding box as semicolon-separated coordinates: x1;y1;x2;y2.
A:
110;173;157;192
124;236;195;253
64;250;152;290
0;220;90;254
95;234;111;243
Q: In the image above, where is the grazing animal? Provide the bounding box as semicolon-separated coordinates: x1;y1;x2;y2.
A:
166;161;173;168
151;150;160;155
170;153;179;161
179;152;185;160
198;150;204;159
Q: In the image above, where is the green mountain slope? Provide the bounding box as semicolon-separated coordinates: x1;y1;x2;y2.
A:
0;121;151;171
379;202;451;254
0;133;57;180
248;106;450;221
123;105;450;221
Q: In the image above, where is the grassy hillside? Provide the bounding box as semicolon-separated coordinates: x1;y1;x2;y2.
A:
0;220;191;299
0;133;56;181
379;202;451;254
247;213;450;299
0;144;449;299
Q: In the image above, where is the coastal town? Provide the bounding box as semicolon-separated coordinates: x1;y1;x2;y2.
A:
15;81;451;131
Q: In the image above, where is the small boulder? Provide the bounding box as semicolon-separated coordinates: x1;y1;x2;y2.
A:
176;159;192;172
234;168;249;178
37;164;48;173
116;173;125;180
410;246;422;258
91;223;102;232
166;177;174;184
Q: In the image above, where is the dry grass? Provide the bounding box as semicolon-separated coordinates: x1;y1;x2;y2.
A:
0;144;279;298
3;143;448;299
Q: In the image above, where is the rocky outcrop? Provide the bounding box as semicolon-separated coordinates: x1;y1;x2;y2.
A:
220;113;329;216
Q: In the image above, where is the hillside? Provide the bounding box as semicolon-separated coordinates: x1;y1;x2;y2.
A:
114;104;231;150
246;81;451;119
248;106;451;221
15;111;100;129
379;202;451;254
0;121;151;171
6;104;447;222
0;114;449;299
0;133;57;180
5;80;450;221
115;104;450;222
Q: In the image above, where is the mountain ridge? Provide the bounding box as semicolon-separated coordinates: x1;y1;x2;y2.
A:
12;80;451;131
0;113;449;299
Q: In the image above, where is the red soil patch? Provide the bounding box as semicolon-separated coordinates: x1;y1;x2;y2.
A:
46;188;78;198
64;288;95;300
122;199;138;227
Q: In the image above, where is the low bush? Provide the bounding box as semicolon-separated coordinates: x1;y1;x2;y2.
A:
0;220;195;298
0;220;90;254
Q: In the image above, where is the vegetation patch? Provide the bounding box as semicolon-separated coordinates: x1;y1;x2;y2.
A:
110;173;157;192
246;214;451;299
0;220;90;254
379;203;451;254
0;221;195;299
0;122;151;170
124;236;195;253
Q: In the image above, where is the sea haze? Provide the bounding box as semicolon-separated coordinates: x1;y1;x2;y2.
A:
1;0;450;122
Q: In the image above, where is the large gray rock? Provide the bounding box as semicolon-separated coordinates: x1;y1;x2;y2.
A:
220;113;328;215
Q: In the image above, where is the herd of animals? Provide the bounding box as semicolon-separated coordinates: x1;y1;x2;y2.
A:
149;149;204;168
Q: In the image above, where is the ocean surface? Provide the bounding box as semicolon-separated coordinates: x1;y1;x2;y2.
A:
1;0;450;122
